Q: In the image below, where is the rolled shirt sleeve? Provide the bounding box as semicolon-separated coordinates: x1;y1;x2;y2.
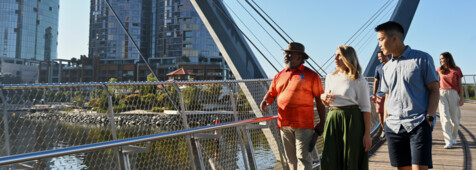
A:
380;65;389;94
266;75;279;104
312;75;324;97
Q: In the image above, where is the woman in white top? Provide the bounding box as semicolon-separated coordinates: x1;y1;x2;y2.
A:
320;45;372;170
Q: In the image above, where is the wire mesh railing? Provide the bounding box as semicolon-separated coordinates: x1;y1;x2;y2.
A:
0;78;381;169
463;75;476;101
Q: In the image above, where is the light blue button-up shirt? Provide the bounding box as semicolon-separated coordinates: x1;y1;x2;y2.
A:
381;46;438;133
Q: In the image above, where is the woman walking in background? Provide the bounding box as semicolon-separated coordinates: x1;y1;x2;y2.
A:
320;45;371;170
437;51;464;149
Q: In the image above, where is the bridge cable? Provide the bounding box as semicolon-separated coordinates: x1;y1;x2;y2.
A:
234;0;284;51
248;0;325;74
328;0;395;72
222;1;283;69
209;0;280;73
237;0;322;76
322;3;394;72
103;0;180;111
320;0;394;72
354;4;395;56
331;0;395;66
244;0;289;44
321;0;393;71
348;0;394;46
236;0;326;76
244;0;326;76
250;0;294;42
322;0;394;71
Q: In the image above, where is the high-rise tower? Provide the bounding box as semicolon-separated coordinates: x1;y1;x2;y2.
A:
0;0;59;61
89;0;229;80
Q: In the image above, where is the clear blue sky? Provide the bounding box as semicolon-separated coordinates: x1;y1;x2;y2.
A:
58;0;476;78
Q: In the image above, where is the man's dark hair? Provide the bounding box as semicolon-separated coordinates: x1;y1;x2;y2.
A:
375;21;404;40
377;50;384;55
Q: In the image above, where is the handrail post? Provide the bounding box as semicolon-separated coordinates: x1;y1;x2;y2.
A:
260;82;289;170
463;77;470;100
472;76;476;100
0;88;12;161
173;83;204;170
229;85;251;170
103;84;128;170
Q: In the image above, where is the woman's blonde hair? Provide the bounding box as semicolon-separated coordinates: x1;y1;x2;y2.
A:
332;45;362;80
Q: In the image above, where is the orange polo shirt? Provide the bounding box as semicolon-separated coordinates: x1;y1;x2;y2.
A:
266;64;323;129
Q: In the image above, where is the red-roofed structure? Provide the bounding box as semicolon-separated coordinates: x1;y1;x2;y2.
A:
166;67;196;81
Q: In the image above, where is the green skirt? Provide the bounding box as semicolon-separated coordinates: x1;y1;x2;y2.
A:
320;108;368;170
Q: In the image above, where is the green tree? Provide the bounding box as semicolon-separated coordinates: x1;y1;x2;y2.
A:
72;91;86;108
54;91;64;102
0;74;22;84
147;73;158;82
96;93;109;113
88;89;109;113
108;77;117;82
139;73;158;95
45;90;55;103
70;57;77;66
64;91;72;102
156;85;179;110
141;93;157;110
182;85;203;110
236;89;251;113
203;84;222;103
124;94;141;104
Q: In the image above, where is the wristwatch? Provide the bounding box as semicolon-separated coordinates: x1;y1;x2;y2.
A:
426;115;434;122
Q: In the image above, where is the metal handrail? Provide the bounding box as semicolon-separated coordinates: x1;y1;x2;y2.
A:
0;115;277;166
1;79;273;90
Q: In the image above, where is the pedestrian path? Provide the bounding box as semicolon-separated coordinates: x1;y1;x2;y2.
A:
369;103;476;169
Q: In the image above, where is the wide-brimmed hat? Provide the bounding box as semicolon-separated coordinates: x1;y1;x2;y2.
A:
282;42;309;59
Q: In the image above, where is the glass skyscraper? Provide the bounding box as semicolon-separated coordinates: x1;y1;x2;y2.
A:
89;0;148;60
0;0;59;61
89;0;228;80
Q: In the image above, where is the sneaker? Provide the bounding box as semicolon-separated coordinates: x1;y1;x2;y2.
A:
452;139;458;145
444;143;453;149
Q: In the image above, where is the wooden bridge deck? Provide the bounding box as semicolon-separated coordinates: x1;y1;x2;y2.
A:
369;103;476;170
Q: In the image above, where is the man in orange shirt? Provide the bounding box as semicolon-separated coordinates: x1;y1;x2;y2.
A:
260;42;326;170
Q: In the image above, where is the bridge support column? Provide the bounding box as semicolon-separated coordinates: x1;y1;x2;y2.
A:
229;86;252;170
173;83;205;170
103;85;128;170
190;0;289;166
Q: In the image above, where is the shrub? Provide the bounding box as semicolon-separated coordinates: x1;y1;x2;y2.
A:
113;104;136;113
141;93;157;109
182;85;203;110
64;107;74;112
124;94;141;103
87;98;99;107
151;107;165;112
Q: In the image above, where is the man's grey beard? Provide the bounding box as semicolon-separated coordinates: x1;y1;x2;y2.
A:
283;61;292;69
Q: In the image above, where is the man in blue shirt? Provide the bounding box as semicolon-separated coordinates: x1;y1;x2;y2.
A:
376;21;439;170
372;50;389;139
